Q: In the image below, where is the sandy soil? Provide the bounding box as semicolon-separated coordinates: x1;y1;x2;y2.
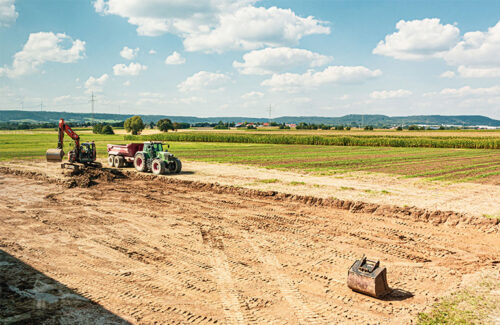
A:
0;164;499;324
3;159;498;218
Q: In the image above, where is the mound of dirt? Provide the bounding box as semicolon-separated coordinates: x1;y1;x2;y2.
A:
67;168;125;188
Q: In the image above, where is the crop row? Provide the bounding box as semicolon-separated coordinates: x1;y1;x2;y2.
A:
126;132;500;149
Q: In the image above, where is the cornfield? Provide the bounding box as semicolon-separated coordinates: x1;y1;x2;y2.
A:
125;133;500;149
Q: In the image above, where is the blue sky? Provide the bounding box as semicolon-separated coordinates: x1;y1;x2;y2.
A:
1;0;500;118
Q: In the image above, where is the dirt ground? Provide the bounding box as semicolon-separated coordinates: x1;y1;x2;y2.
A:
3;159;499;218
0;161;499;324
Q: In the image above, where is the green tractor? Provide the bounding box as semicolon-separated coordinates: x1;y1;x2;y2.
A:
133;141;182;175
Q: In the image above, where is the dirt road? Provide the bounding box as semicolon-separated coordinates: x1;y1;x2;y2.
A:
0;168;499;324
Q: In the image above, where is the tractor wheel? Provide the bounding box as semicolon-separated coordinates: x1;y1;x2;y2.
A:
114;155;124;168
134;153;147;172
108;155;115;167
168;158;182;174
174;158;182;174
151;159;165;175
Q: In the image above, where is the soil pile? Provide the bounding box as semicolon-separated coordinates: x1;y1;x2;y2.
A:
67;167;125;188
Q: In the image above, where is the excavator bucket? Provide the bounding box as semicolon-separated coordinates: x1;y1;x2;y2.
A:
347;256;391;298
46;148;64;162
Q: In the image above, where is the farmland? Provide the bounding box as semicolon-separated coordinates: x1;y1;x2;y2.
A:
1;128;499;324
1;131;499;183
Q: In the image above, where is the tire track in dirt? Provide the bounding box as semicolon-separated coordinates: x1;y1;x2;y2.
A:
243;232;326;324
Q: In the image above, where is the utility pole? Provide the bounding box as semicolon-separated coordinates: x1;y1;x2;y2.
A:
89;92;96;125
39;100;43;112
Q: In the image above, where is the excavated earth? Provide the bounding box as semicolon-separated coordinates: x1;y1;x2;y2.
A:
0;163;499;324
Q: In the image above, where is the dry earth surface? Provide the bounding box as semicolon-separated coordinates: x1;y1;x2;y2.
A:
0;160;499;324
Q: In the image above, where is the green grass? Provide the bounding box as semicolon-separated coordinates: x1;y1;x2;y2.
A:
258;178;279;183
417;277;499;325
0;132;498;183
126;132;500;149
289;181;306;186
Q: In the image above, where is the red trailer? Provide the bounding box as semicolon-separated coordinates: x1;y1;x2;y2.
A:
107;143;144;167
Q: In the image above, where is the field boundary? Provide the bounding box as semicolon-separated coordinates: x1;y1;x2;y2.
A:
1;166;497;231
125;133;500;149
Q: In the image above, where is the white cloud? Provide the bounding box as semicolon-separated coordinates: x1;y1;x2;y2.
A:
93;1;329;53
113;62;147;76
456;65;500;78
436;85;500;97
178;71;229;92
286;96;311;104
444;21;500;67
123;80;131;86
0;0;18;27
184;6;330;52
120;46;139;60
370;89;412;99
149;49;156;54
85;74;109;93
241;91;264;99
0;32;85;78
165;51;186;65
373;18;459;60
53;95;71;102
261;65;382;92
440;70;456;78
233;47;332;75
173;96;207;104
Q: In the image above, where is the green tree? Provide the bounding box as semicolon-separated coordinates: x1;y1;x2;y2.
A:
101;125;114;134
157;118;174;132
92;123;103;134
149;121;155;129
124;116;145;135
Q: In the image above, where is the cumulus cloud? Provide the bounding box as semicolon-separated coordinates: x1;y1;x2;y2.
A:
120;46;139;60
440;71;456;78
261;65;381;92
370;89;412;99
184;6;330;52
0;0;18;27
0;32;85;78
85;74;109;93
93;1;329;53
149;49;156;54
434;85;500;97
123;80;131;86
177;71;229;92
113;62;147;76
373;18;459;60
165;51;186;65
233;47;332;75
241;91;264;99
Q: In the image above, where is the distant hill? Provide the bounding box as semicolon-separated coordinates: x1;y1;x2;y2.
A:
0;110;499;126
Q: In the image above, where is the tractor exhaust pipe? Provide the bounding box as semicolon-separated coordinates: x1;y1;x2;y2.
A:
46;148;64;162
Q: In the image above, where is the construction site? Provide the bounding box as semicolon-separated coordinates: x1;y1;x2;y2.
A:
1;146;499;324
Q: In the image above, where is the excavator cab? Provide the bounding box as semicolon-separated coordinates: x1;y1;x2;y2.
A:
76;142;96;163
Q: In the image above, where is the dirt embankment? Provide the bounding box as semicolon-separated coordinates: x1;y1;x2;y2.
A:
0;165;497;231
1;169;499;324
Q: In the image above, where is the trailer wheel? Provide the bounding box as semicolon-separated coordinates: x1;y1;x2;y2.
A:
134;153;147;172
108;155;115;167
151;159;165;175
114;155;124;168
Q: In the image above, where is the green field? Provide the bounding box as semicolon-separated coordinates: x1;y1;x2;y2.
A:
1;131;499;183
126;132;500;149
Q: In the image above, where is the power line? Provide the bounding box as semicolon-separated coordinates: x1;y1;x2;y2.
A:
89;92;96;125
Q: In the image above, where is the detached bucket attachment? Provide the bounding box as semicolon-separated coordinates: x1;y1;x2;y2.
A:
347;256;391;298
46;148;64;162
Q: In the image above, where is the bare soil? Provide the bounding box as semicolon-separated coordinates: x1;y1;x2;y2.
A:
0;161;499;324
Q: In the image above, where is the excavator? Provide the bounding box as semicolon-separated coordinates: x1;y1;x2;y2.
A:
46;118;101;170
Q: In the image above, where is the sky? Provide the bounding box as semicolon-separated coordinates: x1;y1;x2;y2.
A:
0;0;500;119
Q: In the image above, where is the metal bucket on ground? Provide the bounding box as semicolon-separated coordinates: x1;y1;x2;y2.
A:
46;148;64;162
347;256;391;298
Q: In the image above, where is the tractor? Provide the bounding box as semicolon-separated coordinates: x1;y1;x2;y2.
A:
133;141;182;175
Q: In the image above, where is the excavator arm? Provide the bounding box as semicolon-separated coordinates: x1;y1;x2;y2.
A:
57;119;80;150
